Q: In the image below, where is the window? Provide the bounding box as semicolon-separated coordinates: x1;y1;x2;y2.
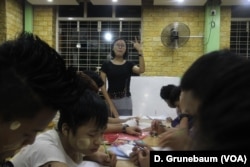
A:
230;6;250;59
58;21;141;71
57;3;141;72
230;20;250;58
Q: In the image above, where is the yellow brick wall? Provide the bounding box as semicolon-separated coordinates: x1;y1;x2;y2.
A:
142;6;205;76
33;6;56;48
5;0;23;40
0;4;231;75
0;0;6;43
142;6;231;76
220;7;231;49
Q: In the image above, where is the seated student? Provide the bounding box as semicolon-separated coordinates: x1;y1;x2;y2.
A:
151;84;193;136
179;49;250;150
130;49;250;166
0;32;83;165
160;84;181;126
11;89;117;167
82;70;142;136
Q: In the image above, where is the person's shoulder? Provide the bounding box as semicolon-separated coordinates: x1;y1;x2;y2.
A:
36;129;59;143
102;60;111;65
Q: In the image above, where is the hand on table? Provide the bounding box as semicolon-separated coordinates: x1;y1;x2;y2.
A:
158;127;190;150
129;142;151;167
126;126;142;136
92;151;117;167
150;119;168;136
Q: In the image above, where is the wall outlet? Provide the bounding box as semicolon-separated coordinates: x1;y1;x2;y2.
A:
211;9;216;16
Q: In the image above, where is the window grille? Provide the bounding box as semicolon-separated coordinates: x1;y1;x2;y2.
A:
57;1;142;72
230;20;250;59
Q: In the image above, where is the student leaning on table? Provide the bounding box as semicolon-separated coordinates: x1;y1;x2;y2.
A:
0;32;84;166
82;70;142;136
11;88;117;167
129;49;250;167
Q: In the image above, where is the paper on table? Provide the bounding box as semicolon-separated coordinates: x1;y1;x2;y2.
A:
117;144;134;157
123;119;151;130
143;115;166;120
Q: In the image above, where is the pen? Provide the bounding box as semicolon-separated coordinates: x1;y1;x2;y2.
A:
103;141;111;158
146;115;153;120
103;141;108;154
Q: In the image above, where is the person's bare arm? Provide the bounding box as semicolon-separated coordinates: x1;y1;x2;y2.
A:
100;71;119;118
106;124;142;136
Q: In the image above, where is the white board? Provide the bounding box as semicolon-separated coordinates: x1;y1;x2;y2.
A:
130;76;180;119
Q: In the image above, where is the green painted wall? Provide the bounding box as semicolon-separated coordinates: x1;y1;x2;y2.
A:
204;0;221;53
24;1;33;32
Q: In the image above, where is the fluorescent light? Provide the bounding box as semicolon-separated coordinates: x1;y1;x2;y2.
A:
47;0;53;2
112;0;118;2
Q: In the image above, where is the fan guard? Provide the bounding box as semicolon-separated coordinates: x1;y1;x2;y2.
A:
161;22;190;49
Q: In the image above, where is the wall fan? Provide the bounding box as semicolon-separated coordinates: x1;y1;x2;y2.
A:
161;22;190;49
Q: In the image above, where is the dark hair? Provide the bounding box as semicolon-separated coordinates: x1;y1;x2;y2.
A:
181;49;250;150
111;38;128;59
0;69;43;121
160;84;180;107
180;49;246;102
57;89;109;135
83;70;104;88
0;32;83;120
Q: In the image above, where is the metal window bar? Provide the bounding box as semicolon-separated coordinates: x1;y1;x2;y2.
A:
58;20;141;72
230;19;250;59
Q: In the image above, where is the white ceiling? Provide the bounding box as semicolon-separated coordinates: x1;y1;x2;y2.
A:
27;0;250;6
90;0;141;6
154;0;207;6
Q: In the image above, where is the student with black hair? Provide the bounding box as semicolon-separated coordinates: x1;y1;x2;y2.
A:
180;49;250;150
82;70;142;136
0;32;84;166
160;84;182;127
130;49;250;167
151;84;193;136
11;89;117;167
100;37;145;117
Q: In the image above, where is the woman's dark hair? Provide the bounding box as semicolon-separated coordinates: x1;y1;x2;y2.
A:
0;69;43;121
111;38;128;59
57;89;109;135
160;84;180;107
181;49;250;150
180;49;246;102
0;32;84;120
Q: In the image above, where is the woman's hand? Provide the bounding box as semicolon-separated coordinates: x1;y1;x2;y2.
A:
131;37;143;54
158;127;190;150
126;126;142;136
109;104;119;118
138;148;150;167
150;119;167;136
92;151;117;167
129;143;151;167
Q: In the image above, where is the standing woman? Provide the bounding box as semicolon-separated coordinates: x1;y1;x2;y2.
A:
100;37;145;117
